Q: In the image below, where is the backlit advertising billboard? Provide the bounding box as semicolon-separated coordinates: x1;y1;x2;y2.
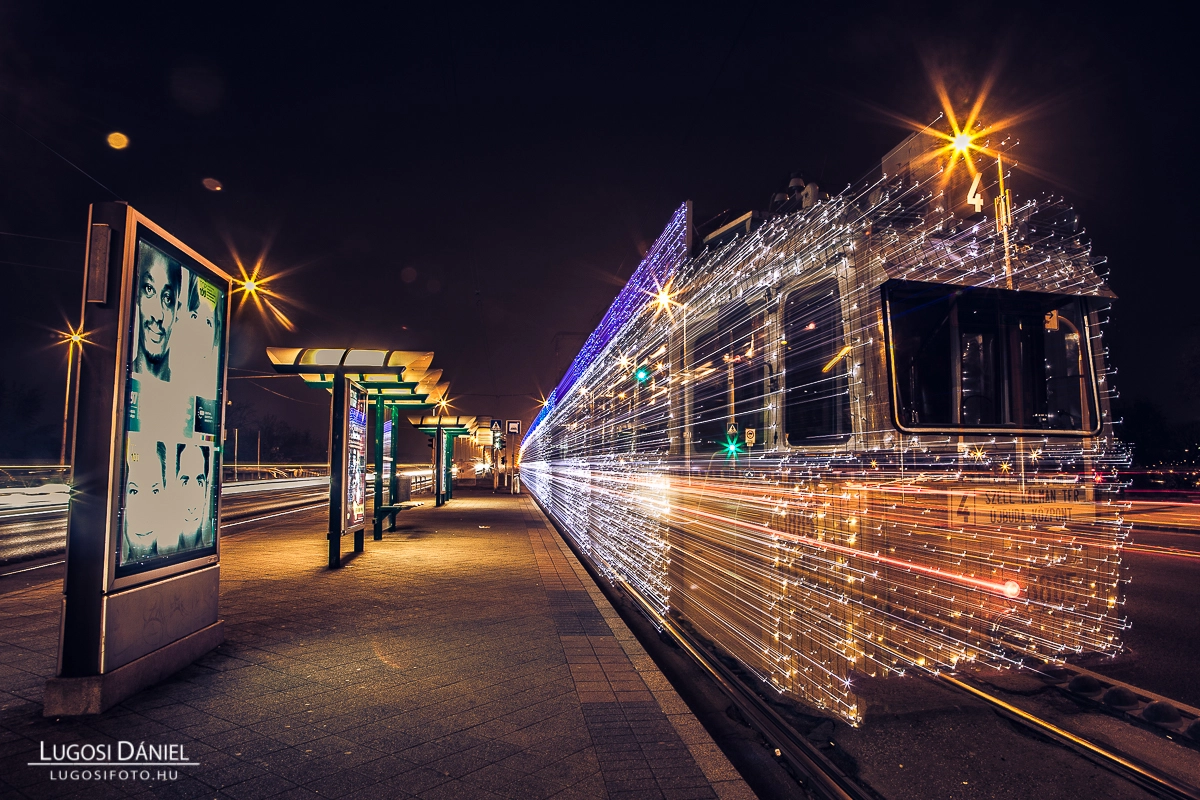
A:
51;203;230;712
345;380;367;532
115;226;227;585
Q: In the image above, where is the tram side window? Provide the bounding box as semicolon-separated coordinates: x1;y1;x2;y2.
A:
886;280;1099;432
691;326;727;452
690;304;765;453
783;281;852;444
633;365;671;455
551;428;566;463
731;315;768;444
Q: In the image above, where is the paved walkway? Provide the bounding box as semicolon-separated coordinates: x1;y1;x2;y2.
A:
0;490;753;800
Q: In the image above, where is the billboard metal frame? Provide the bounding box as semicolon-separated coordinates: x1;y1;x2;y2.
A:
107;211;230;591
327;376;367;567
49;202;230;714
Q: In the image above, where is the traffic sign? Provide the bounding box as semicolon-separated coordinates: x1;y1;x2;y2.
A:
490;419;502;432
726;422;738;435
506;419;521;435
745;428;756;447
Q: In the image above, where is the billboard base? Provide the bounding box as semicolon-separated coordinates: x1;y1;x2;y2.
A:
43;620;224;716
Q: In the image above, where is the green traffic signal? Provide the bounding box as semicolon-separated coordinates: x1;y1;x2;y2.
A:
723;436;743;459
634;367;650;383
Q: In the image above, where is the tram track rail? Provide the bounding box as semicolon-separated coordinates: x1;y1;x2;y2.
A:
621;584;877;800
0;500;333;585
0;482;331;566
539;493;1200;800
939;672;1200;800
536;497;875;800
642;574;1200;800
1038;661;1200;746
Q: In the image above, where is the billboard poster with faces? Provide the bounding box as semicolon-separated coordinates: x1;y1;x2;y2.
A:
117;232;226;577
345;381;367;531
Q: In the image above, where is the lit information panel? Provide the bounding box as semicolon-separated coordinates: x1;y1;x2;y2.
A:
344;380;367;532
117;230;226;582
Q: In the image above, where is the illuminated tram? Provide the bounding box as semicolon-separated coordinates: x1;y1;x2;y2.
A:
520;127;1126;724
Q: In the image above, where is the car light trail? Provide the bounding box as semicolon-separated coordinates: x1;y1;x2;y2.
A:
219;502;328;529
1123;543;1200;561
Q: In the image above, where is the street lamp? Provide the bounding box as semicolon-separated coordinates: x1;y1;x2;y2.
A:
57;325;88;465
232;258;295;331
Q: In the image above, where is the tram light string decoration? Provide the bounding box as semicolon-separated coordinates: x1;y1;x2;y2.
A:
521;131;1127;725
530;203;691;436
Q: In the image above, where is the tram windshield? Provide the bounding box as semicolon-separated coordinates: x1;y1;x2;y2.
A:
885;281;1100;433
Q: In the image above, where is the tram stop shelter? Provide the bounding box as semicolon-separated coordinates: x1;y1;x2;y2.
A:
266;347;449;567
408;415;478;507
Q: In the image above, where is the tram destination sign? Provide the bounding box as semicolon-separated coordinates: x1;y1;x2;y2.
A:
948;485;1095;528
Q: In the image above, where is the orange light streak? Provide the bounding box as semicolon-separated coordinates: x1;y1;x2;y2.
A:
682;505;1022;598
822;345;852;373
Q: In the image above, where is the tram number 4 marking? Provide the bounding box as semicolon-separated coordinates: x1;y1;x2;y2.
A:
967;174;984;213
956;494;971;522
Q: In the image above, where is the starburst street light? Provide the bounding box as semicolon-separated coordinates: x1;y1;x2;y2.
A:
921;72;1010;186
879;71;1032;192
647;280;682;319
55;324;89;464
230;253;296;331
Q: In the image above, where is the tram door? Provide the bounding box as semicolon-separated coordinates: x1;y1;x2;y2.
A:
673;304;780;681
773;281;862;714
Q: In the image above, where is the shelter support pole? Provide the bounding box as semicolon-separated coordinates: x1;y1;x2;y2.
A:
434;424;443;507
328;374;347;569
373;398;385;541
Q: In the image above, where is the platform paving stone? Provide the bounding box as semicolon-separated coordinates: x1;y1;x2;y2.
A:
0;489;754;799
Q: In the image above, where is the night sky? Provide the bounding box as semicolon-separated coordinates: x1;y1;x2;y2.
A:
0;2;1189;463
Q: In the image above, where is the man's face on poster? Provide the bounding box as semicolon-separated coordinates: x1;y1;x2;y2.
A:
177;444;208;544
138;251;178;368
125;446;164;559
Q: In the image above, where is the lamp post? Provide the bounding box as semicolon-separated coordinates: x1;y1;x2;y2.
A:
59;328;86;465
435;414;444;506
